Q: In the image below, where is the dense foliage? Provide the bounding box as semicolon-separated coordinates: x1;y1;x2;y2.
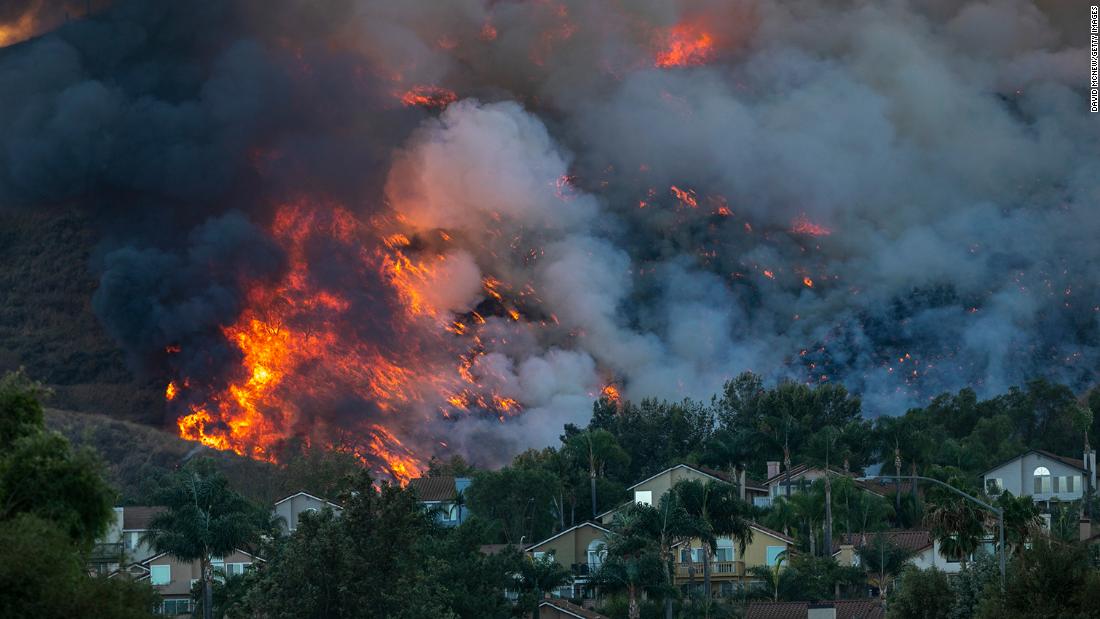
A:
0;370;155;617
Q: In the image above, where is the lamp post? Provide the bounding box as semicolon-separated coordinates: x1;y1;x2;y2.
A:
857;475;1005;590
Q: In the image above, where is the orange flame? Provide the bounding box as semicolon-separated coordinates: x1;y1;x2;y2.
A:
790;215;832;237
655;23;716;68
399;85;458;109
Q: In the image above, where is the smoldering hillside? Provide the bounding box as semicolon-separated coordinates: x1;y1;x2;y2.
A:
0;0;1096;466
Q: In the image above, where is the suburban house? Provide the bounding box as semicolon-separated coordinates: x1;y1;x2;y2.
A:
134;548;264;616
526;522;611;600
538;598;610;619
758;463;886;509
408;475;472;527
832;530;963;575
746;600;884;619
89;506;165;575
980;448;1096;508
673;524;795;596
272;490;343;533
597;463;767;524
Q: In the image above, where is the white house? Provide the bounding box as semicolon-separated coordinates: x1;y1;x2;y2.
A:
272;491;343;533
980;449;1096;505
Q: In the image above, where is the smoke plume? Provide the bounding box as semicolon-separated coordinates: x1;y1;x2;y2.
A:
0;0;1095;473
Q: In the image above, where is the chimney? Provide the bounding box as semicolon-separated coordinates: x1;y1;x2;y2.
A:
1080;517;1092;542
767;461;780;479
807;602;837;619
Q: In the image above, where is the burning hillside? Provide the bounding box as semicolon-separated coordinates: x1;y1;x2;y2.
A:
0;1;1095;479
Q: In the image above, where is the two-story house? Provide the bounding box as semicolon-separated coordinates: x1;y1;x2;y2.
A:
272;491;343;533
980;448;1096;509
594;464;792;596
758;463;887;508
597;463;767;524
672;524;795;597
526;522;611;600
89;506;165;575
407;475;472;526
134;548;264;616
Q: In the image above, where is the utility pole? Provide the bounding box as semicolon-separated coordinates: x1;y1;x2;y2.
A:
859;475;1005;590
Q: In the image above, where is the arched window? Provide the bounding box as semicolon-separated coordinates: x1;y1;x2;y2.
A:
1034;466;1052;494
587;540;606;568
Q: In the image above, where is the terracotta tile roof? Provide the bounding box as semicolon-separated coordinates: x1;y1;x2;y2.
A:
834;530;933;555
696;465;767;491
747;600;884;619
122;506;166;530
539;599;609;619
407;476;457;501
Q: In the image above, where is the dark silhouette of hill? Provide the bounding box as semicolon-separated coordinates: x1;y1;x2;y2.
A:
0;209;161;424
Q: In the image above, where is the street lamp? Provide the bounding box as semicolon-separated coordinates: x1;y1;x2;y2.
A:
856;475;1005;590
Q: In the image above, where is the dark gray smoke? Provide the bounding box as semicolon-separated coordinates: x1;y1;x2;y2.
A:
0;0;1096;464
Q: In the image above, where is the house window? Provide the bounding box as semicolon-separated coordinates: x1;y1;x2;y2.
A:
635;490;652;506
679;547;704;563
1034;467;1052;494
715;538;735;562
533;551;547;560
158;599;192;615
125;531;141;550
586;540;606;569
765;546;786;566
985;478;1003;495
149;564;171;586
226;562;250;576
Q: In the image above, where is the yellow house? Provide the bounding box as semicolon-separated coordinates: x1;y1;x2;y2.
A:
672;524;793;597
526;522;611;599
597;463;767;525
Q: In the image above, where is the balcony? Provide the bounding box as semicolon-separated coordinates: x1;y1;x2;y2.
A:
570;562;602;577
674;561;745;579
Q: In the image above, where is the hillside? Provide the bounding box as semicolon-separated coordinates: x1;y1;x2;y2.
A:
45;407;323;505
0;209;160;423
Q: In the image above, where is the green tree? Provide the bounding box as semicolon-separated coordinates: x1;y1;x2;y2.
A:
143;459;269;619
856;536;917;601
0;370;115;547
0;514;158;619
517;554;572;619
597;504;673;619
465;466;561;544
977;539;1100;619
564;429;630;517
669;479;753;602
889;566;955;619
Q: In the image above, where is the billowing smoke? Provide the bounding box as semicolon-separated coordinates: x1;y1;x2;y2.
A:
0;0;1095;472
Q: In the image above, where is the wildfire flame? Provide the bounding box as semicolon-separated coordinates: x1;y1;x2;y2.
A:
655;23;716;68
399;85;458;109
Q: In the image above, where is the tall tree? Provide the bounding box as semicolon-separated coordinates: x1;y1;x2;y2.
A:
670;479;753;604
564;429;629;518
597;504;673;619
143;460;268;619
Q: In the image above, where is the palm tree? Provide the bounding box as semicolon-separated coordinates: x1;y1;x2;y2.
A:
788;491;823;556
598;504;673;619
748;551;787;601
996;492;1042;555
924;494;984;567
765;496;798;538
564;429;629;517
670;479;754;608
856;536;917;601
518;554;572;619
143;461;267;619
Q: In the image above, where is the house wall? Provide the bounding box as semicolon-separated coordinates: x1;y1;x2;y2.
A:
910;541;962;574
530;525;608;567
675;529;790;573
983;453;1084;501
274;495;336;532
146;550;256;597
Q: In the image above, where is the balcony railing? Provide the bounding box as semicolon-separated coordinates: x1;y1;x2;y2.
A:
570;562;602;577
674;561;745;579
